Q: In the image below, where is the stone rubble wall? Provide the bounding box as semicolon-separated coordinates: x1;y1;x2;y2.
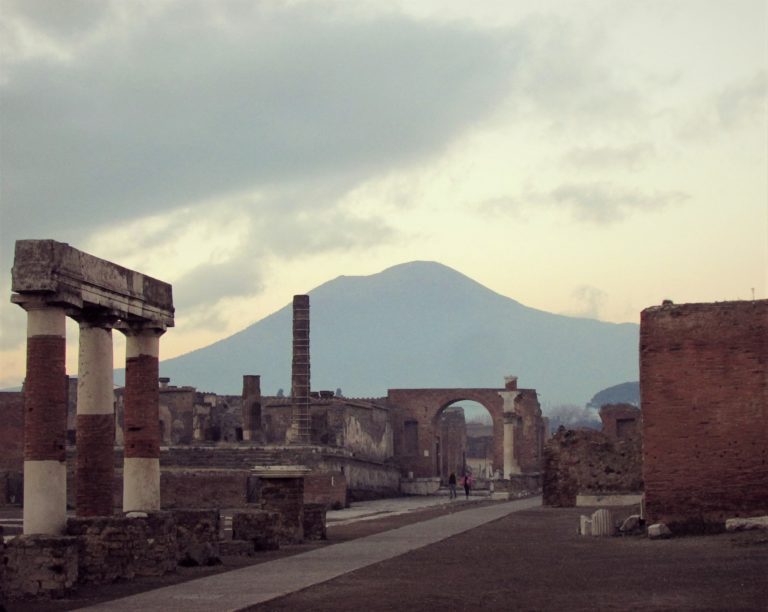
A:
231;510;281;551
302;503;327;540
172;509;221;566
543;427;643;507
65;513;177;584
0;534;79;600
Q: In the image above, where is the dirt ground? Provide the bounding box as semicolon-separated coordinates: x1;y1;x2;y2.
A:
252;506;768;612
5;502;767;612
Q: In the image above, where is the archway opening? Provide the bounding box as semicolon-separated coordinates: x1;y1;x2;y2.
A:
436;400;494;485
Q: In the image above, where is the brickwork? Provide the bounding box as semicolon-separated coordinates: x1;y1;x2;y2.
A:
543;428;643;507
124;354;160;458
0;391;24;471
641;300;768;531
255;477;305;543
161;469;250;508
599;403;641;440
303;471;348;508
75;413;115;516
439;409;467;481
25;336;67;462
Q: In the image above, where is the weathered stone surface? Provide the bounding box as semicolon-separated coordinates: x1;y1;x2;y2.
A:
543;427;643;507
590;508;615;537
619;514;644;534
302;503;327;541
647;523;672;539
0;535;79;600
232;510;280;551
725;516;768;532
66;513;176;583
173;509;221;566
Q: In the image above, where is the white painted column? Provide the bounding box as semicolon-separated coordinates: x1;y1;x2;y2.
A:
499;378;522;479
22;301;68;535
76;318;115;516
122;328;163;512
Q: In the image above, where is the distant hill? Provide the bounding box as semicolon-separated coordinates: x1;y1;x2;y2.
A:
587;381;640;409
149;261;639;406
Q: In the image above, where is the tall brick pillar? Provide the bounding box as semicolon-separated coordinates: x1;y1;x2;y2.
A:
18;298;68;534
242;375;262;441
121;327;164;512
289;295;311;444
75;316;116;516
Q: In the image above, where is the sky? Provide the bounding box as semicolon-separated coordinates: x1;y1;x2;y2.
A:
1;0;766;390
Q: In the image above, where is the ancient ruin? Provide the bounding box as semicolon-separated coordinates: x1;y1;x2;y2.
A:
640;299;768;532
10;239;174;534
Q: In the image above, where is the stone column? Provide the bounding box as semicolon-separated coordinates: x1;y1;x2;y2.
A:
75;316;116;516
242;375;261;441
19;298;68;534
499;375;521;478
121;327;164;512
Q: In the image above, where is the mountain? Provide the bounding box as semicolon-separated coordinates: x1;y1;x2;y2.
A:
154;261;639;406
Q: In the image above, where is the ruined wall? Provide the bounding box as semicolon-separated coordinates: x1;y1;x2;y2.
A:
600;403;641;440
515;390;547;473
641;300;768;530
543;428;643;507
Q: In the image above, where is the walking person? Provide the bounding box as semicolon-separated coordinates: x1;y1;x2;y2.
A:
463;473;472;499
448;472;457;499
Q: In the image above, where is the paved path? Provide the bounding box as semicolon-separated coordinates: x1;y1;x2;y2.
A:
79;496;541;612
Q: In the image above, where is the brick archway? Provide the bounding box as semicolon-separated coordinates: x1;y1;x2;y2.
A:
387;388;505;479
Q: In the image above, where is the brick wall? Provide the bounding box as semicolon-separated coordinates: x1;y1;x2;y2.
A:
599;403;641;440
303;471;347;508
641;300;768;531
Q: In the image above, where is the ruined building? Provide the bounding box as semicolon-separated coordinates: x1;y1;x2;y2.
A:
640;299;768;532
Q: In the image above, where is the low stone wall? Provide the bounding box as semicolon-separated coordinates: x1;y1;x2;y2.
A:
173;509;221;566
492;474;542;498
303;503;327;540
543;428;643;507
1;535;79;600
400;477;441;495
66;513;177;583
232;510;280;551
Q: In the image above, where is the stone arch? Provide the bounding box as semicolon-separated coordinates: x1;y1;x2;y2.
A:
388;388;505;479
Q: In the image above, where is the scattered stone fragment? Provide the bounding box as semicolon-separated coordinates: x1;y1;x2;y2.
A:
647;523;672;539
725;516;768;532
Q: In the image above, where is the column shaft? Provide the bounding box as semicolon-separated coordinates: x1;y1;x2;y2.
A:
122;330;162;512
23;303;68;535
76;321;115;516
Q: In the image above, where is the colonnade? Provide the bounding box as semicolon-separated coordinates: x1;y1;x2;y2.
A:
11;239;174;536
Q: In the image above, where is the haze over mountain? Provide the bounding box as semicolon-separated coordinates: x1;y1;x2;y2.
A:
152;261;639;406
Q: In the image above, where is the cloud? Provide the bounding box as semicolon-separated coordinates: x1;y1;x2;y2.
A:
570;285;607;319
563;143;656;170
0;1;517;245
716;71;768;129
545;182;688;223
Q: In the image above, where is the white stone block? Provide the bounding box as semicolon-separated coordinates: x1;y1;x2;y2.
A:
647;523;672;539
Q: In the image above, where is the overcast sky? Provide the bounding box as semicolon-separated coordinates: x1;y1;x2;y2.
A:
1;0;766;389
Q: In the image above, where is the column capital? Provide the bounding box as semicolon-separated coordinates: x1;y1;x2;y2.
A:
71;309;119;329
116;322;167;338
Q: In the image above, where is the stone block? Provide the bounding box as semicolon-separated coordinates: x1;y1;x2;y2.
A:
647;523;672;539
590;509;615;537
725;516;768;532
303;503;327;541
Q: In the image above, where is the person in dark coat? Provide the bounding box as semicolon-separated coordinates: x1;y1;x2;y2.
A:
448;473;457;499
463;473;472;499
